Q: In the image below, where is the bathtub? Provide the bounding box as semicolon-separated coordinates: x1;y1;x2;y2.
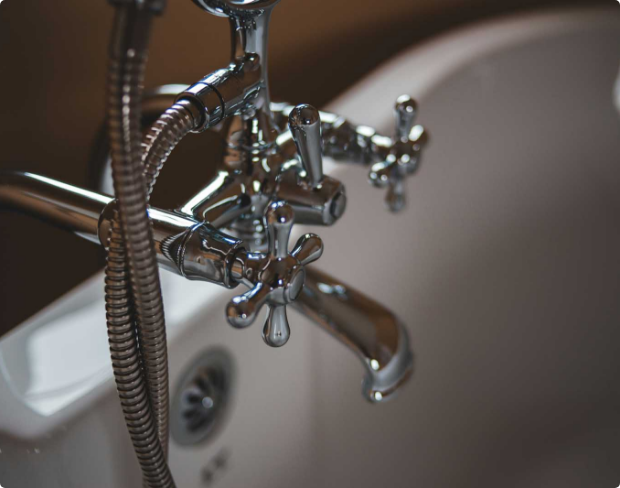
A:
1;7;619;487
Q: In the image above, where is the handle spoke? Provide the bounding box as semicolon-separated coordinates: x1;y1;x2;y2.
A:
291;233;323;266
226;282;270;329
263;305;290;347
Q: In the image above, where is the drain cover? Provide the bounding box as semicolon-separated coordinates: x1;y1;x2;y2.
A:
171;348;234;446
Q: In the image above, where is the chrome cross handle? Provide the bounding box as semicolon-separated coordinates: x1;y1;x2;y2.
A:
227;201;323;347
369;95;429;212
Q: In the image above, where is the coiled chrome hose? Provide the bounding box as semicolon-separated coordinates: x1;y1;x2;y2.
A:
106;103;198;487
105;213;174;488
106;2;177;487
142;100;199;194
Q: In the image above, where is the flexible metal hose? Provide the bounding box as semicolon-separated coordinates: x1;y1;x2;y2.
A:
106;3;175;487
142;100;199;194
105;213;173;487
107;100;198;488
96;78;197;486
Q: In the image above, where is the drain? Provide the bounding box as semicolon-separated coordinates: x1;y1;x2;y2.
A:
171;348;234;446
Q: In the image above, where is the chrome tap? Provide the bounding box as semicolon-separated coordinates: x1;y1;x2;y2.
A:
271;96;429;212
178;102;347;239
0;0;428;466
0;171;413;401
173;1;348;243
2;0;426;407
0;2;430;484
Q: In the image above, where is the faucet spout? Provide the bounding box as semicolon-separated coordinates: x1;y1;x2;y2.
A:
293;266;414;403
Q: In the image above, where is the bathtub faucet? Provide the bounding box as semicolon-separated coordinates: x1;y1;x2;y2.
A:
0;1;426;484
2;0;428;407
87;0;428;352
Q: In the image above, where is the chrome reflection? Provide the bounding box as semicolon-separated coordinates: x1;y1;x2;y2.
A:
294;267;414;402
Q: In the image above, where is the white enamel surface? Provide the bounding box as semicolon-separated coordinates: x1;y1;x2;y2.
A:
2;7;620;487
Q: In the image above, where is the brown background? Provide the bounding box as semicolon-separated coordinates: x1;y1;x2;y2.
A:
0;0;606;335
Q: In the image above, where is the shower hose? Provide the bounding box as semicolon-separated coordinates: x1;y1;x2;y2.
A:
106;2;200;486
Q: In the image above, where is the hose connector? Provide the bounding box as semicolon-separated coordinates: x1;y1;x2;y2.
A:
176;79;226;133
176;53;262;132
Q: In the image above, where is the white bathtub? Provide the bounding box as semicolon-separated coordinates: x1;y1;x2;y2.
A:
1;7;619;487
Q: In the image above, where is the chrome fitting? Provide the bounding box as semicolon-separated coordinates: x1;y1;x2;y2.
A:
99;200;244;288
176;81;226;133
176;54;262;133
181;223;245;288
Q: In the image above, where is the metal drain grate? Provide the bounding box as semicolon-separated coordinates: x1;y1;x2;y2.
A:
171;348;234;446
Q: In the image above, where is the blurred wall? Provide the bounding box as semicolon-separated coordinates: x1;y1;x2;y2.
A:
0;0;604;335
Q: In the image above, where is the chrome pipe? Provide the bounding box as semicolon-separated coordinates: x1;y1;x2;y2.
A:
0;171;112;244
0;171;243;288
